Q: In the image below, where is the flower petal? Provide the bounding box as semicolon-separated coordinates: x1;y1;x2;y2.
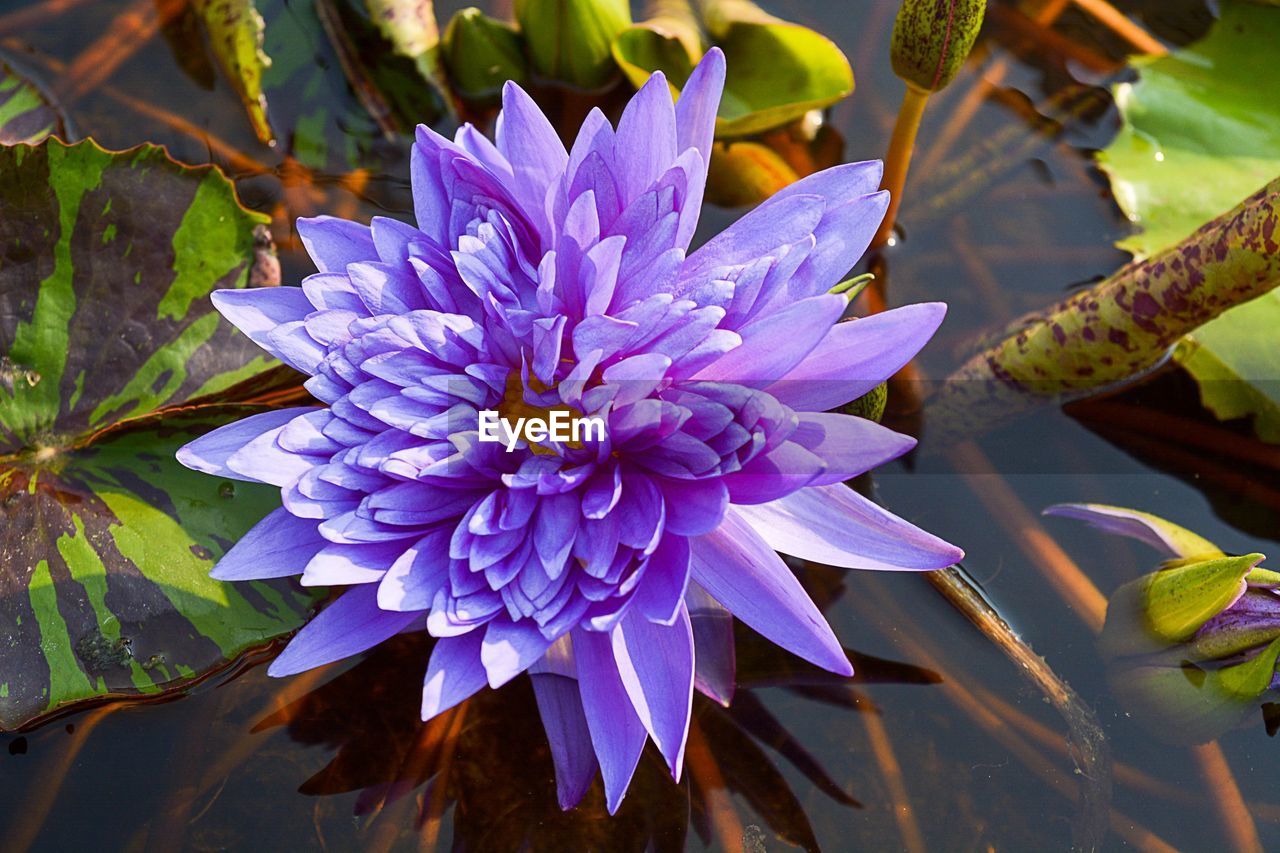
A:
687;581;735;705
789;412;916;485
481;618;555;688
768;303;946;412
268;584;420;676
211;287;317;371
296;215;376;273
421;630;488;719
613;604;695;778
691;294;846;386
691;509;851;675
211;506;328;581
176;407;320;481
573;627;649;814
1043;503;1224;560
735;483;963;570
530;672;600;810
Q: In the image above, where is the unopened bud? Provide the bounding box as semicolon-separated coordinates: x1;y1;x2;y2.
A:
443;8;528;101
890;0;986;93
514;0;631;89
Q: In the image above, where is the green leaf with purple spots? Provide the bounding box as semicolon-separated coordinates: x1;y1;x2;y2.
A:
0;56;64;146
1097;0;1280;441
0;138;318;730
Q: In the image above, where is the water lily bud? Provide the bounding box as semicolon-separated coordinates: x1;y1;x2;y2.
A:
514;0;631;89
843;382;888;424
1098;554;1280;742
443;8;528;101
890;0;987;93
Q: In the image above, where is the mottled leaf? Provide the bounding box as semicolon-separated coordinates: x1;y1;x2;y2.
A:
0;56;64;146
194;0;274;145
0;139;316;729
1097;1;1280;441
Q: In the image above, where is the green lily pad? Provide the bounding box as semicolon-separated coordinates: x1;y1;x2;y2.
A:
0;139;318;730
0;57;64;146
614;0;853;138
1097;1;1280;441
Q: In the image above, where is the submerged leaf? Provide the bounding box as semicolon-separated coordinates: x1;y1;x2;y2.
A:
0;139;317;729
1097;1;1280;441
0;57;64;145
194;0;274;145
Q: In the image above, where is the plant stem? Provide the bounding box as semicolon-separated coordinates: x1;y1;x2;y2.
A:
1071;0;1166;56
928;177;1280;445
873;84;931;249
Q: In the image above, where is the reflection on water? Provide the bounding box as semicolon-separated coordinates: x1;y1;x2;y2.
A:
2;0;1279;849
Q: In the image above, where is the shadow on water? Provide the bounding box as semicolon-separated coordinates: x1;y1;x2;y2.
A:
1;0;1278;849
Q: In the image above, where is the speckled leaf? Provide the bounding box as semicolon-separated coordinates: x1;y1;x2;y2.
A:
0;57;64;146
193;0;274;145
0;139;317;730
1097;2;1280;441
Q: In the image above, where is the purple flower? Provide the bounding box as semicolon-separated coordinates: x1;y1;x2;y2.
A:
178;49;962;811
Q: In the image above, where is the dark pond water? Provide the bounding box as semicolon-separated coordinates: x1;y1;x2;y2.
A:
3;0;1276;849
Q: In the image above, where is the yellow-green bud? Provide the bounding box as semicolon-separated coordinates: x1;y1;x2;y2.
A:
443;8;528;101
843;382;888;424
890;0;986;93
514;0;631;90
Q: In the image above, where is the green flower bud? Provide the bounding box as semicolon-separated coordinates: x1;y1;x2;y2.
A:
890;0;987;93
843;382;888;424
443;8;528;102
514;0;632;90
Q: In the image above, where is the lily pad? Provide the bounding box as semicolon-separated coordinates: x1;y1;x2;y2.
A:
0;57;64;145
0;139;318;730
1097;0;1280;441
613;0;853;138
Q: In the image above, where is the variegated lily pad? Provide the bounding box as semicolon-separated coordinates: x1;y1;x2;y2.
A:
0;139;318;729
0;57;64;145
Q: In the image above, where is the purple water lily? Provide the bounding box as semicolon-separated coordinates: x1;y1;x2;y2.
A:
178;48;962;811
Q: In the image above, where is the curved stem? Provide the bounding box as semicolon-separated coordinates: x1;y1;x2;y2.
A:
873;85;931;250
